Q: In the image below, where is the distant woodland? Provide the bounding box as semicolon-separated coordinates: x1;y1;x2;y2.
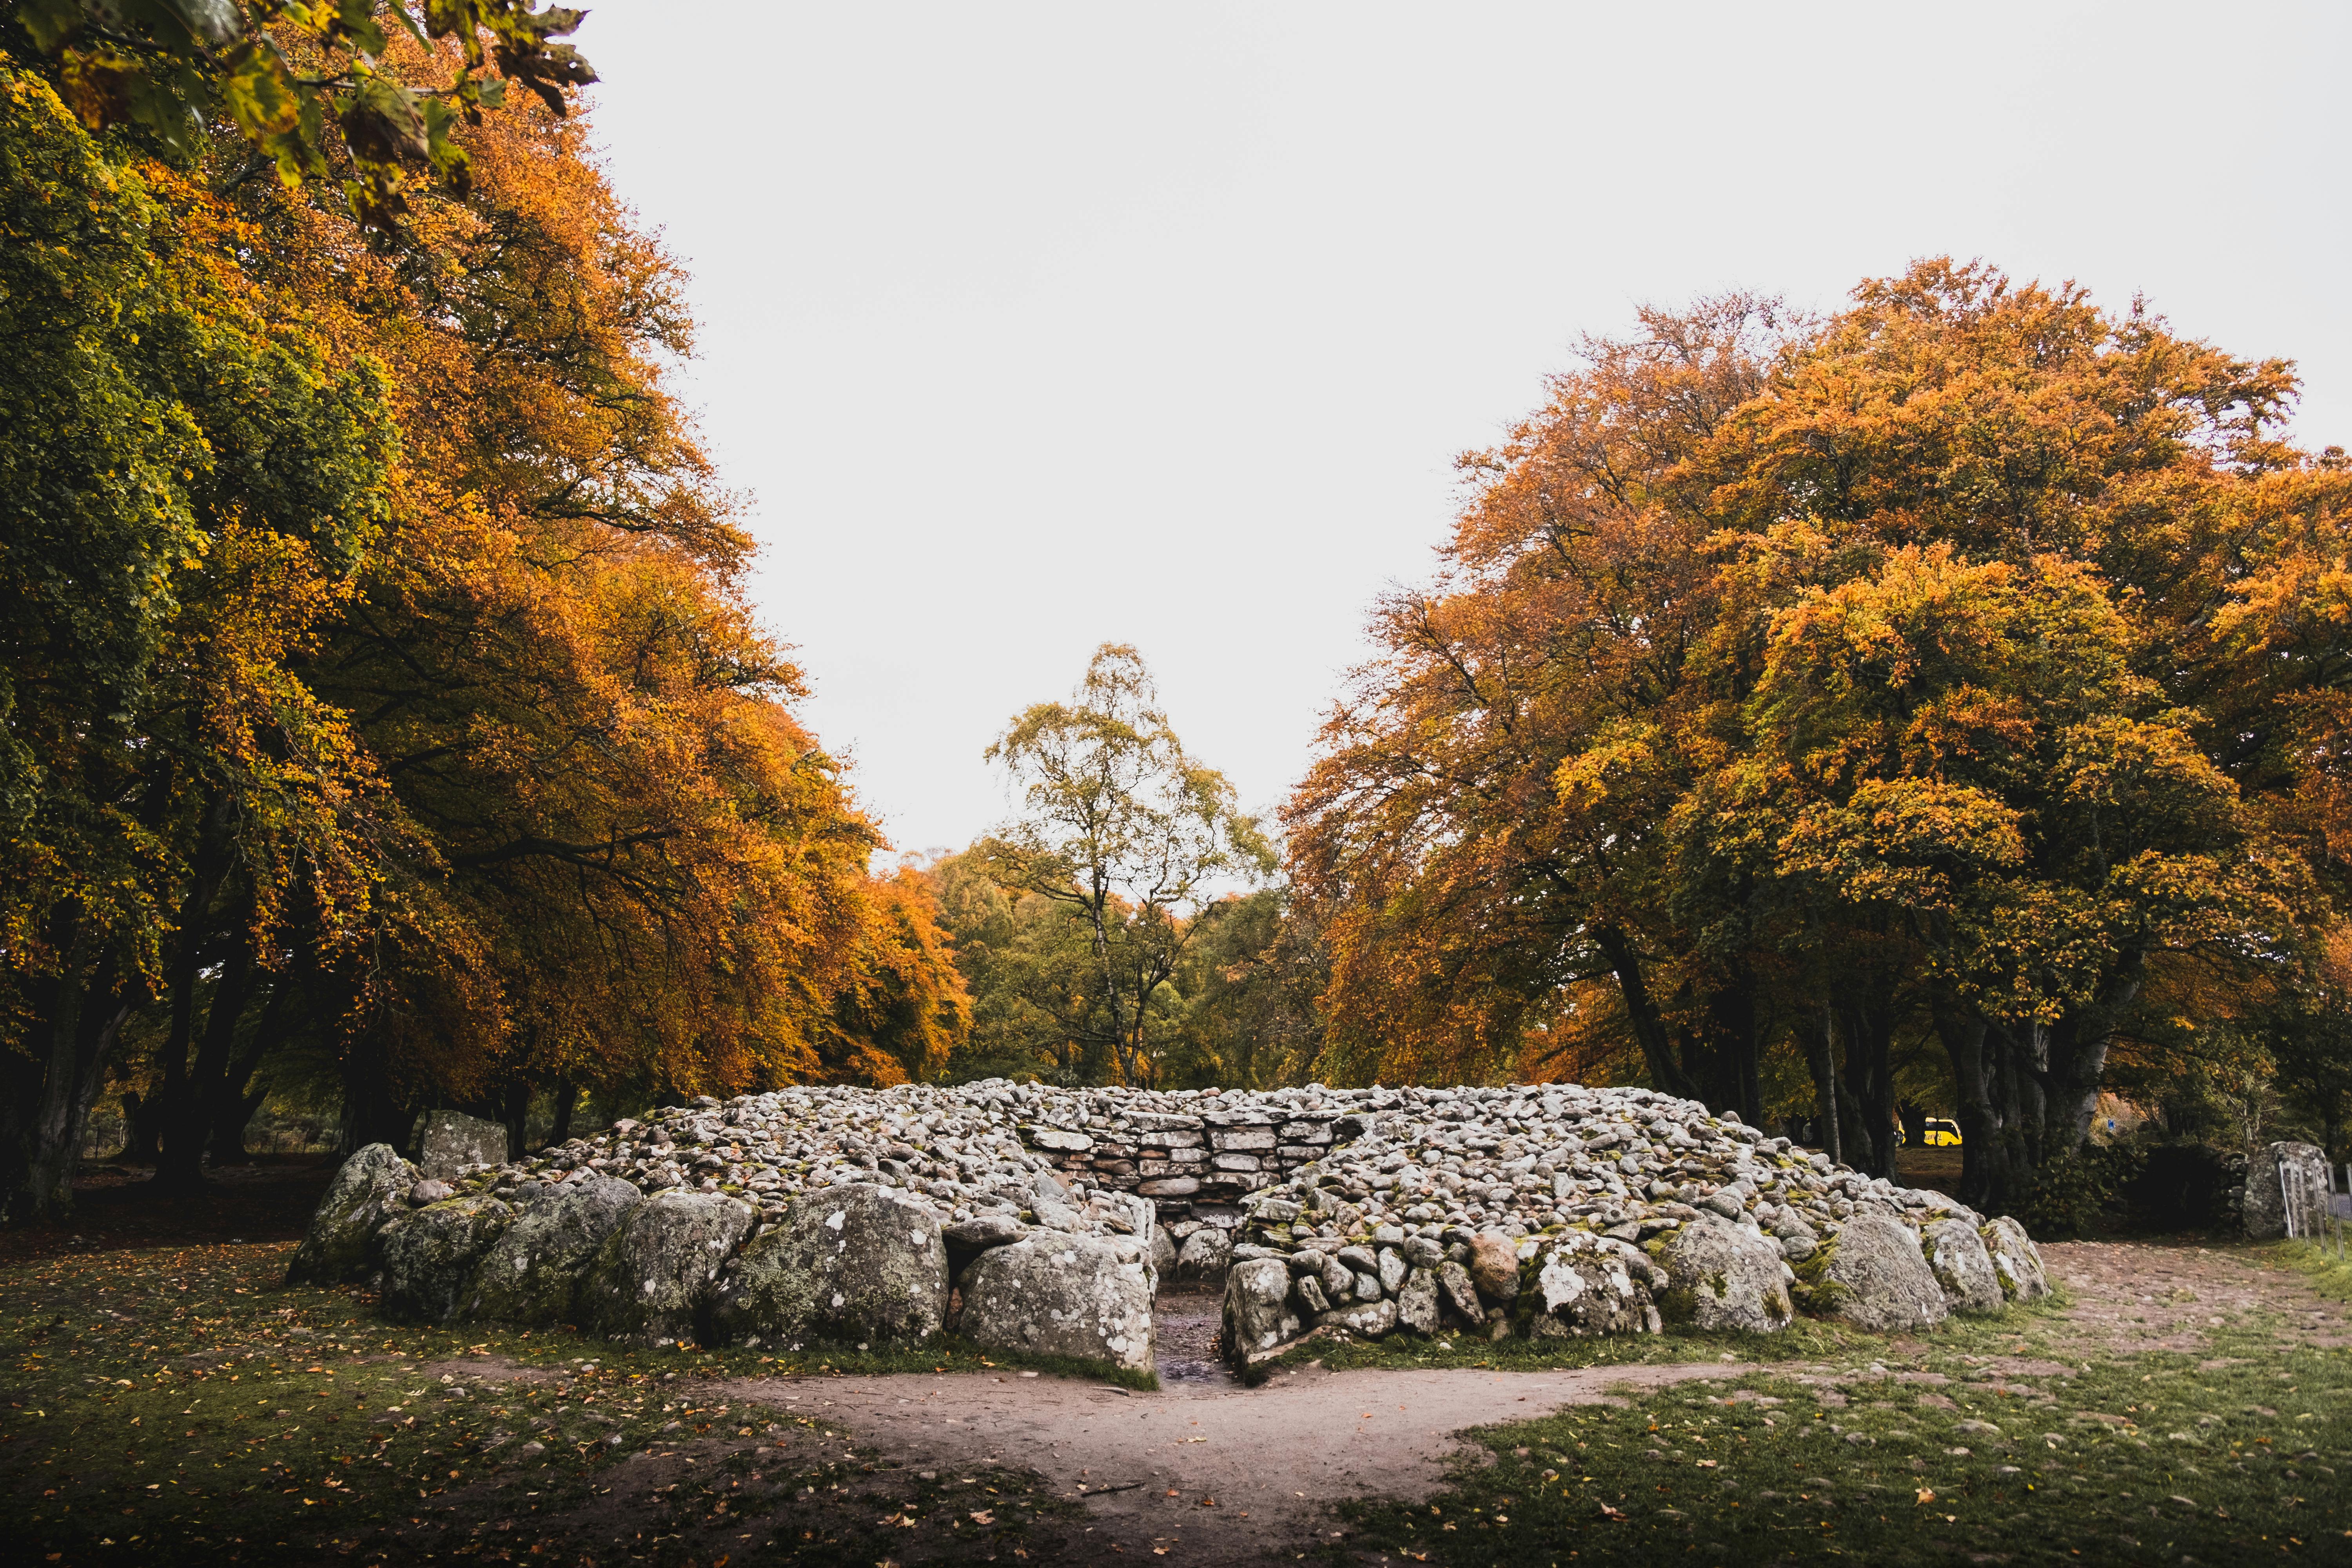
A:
6;5;2350;1225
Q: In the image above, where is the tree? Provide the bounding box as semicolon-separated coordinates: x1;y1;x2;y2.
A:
9;0;592;226
973;644;1272;1086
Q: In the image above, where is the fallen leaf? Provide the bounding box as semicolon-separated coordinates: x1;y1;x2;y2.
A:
1916;1488;1935;1504
970;1511;994;1525
1598;1504;1628;1521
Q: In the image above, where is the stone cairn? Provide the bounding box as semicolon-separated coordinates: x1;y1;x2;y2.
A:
290;1080;2050;1381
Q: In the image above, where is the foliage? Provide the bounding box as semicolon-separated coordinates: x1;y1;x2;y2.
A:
7;0;592;227
0;50;966;1218
1287;260;2352;1209
968;644;1272;1085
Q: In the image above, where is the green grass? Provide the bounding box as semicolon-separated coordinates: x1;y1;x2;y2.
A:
2270;1238;2352;1306
1316;1311;2348;1566
0;1238;1090;1564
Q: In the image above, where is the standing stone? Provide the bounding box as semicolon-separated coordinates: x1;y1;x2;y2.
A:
710;1184;948;1348
2242;1141;2330;1240
1979;1215;2051;1303
468;1176;642;1326
1220;1256;1299;1369
287;1143;417;1285
1655;1215;1792;1332
381;1196;514;1323
584;1191;755;1347
416;1109;510;1180
962;1235;1156;1376
1800;1214;1949;1331
1922;1217;2004;1314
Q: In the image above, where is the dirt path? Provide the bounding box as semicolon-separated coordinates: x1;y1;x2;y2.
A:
2038;1238;2352;1355
713;1355;1744;1563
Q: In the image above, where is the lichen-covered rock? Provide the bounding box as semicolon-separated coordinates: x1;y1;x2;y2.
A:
1438;1258;1485;1324
1801;1214;1948;1331
1528;1239;1657;1336
943;1212;1028;1278
381;1195;514;1323
1980;1215;2051;1302
1176;1227;1232;1279
1220;1257;1299;1368
288;1144;417;1285
416;1109;510;1180
962;1235;1156;1376
466;1177;642;1326
1316;1297;1399;1338
1395;1265;1440;1334
584;1191;756;1347
1923;1217;2004;1314
710;1184;948;1349
1656;1215;1792;1332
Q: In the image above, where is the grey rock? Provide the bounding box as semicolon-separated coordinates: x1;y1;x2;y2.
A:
584;1191;756;1347
1352;1269;1383;1302
1315;1298;1398;1338
1376;1246;1408;1295
409;1179;455;1207
288;1143;417;1285
1149;1225;1178;1278
1979;1215;2050;1303
713;1184;947;1348
1529;1241;1655;1336
1656;1214;1791;1332
1780;1233;1818;1263
1803;1214;1949;1332
1318;1252;1355;1303
381;1195;514;1324
1176;1226;1233;1280
2243;1141;2329;1240
1922;1218;2004;1314
1221;1256;1300;1368
943;1212;1028;1277
416;1109;509;1180
1395;1266;1440;1335
468;1176;641;1326
1438;1259;1485;1323
1702;1189;1746;1220
1294;1272;1331;1314
963;1236;1156;1376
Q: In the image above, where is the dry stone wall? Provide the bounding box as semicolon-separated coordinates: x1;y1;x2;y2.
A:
292;1079;2049;1381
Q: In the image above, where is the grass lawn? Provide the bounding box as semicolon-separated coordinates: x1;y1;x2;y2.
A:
1316;1243;2351;1566
0;1237;1083;1565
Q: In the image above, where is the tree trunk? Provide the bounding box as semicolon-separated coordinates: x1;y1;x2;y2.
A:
156;936;254;1192
120;1091;165;1165
500;1078;532;1159
1809;1006;1843;1165
550;1081;579;1145
1597;924;1701;1102
0;912;135;1224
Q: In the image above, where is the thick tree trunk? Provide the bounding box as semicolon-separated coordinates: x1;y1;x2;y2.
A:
1597;924;1701;1102
549;1081;579;1145
156;938;254;1192
1808;1006;1842;1165
120;1091;165;1165
206;1086;269;1166
1;914;134;1224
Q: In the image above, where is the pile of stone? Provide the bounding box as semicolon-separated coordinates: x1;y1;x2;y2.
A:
286;1079;2050;1383
1217;1083;2049;1374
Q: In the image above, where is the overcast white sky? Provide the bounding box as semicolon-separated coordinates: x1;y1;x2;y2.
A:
571;2;2351;857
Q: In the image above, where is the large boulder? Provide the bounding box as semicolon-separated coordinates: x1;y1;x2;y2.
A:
1527;1240;1657;1337
2243;1140;2329;1240
416;1109;509;1180
710;1184;948;1349
584;1191;756;1347
287;1144;418;1285
943;1212;1029;1278
1923;1217;2004;1314
1175;1226;1233;1280
1655;1214;1793;1332
960;1234;1156;1376
1798;1214;1949;1331
1465;1231;1522;1304
381;1195;514;1323
1220;1256;1299;1370
466;1176;642;1326
1980;1215;2051;1303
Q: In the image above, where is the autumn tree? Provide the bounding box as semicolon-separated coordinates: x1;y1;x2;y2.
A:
972;644;1272;1086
